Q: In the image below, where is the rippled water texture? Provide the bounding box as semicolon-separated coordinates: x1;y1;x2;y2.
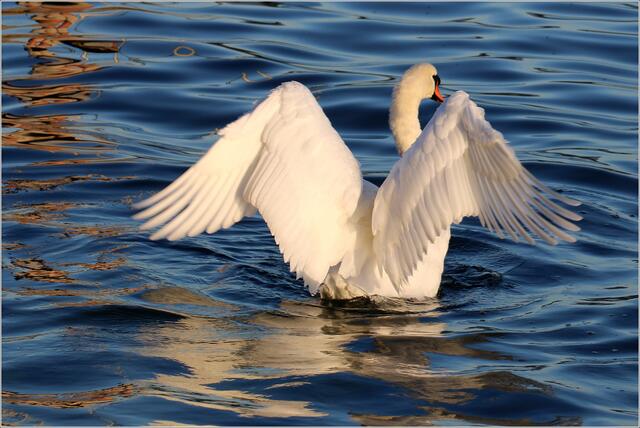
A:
2;2;638;425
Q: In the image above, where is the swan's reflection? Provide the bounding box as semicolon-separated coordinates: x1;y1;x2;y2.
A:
137;310;327;418
134;290;552;424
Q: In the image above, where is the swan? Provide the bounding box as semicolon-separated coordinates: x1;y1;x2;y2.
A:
133;63;581;299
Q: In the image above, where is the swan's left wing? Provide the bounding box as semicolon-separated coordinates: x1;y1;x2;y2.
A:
134;82;362;292
372;91;581;288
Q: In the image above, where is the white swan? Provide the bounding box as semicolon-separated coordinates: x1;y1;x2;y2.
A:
133;63;581;299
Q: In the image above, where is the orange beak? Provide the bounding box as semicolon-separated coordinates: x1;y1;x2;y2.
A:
431;81;445;103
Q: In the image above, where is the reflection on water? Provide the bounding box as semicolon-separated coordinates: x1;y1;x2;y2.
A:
105;292;573;425
4;384;137;409
2;114;112;154
12;257;76;284
2;83;92;107
2;1;637;425
3;1;121;167
6;2;120;80
138;304;328;420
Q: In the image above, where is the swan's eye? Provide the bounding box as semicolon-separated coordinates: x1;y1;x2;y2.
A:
433;75;441;86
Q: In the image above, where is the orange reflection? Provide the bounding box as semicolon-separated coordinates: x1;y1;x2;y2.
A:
2;113;116;155
3;82;93;107
3;174;113;193
2;384;137;409
11;258;76;284
3;201;76;224
3;2;122;161
9;2;123;81
21;2;93;54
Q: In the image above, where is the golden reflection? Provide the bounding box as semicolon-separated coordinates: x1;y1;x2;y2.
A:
3;113;83;151
2;384;137;409
9;255;132;286
2;242;28;251
2;174;132;194
59;224;128;239
3;201;77;224
3;1;97;109
63;257;127;271
2;82;92;107
3;2;122;162
30;57;102;81
11;258;76;284
2;113;116;161
4;2;122;81
128;295;552;424
19;2;92;52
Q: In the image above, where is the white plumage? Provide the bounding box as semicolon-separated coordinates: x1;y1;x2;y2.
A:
134;63;580;299
373;90;581;289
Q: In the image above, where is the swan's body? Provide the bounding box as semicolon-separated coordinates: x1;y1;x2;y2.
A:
134;63;580;299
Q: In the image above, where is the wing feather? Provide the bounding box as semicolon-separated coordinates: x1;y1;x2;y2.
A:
134;82;362;291
372;91;581;288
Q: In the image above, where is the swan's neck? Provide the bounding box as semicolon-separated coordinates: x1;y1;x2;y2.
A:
389;81;424;155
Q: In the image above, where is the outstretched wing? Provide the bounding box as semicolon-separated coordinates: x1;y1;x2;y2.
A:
134;82;362;291
372;91;581;288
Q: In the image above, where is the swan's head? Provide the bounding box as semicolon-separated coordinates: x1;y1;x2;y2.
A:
397;63;444;104
389;63;445;155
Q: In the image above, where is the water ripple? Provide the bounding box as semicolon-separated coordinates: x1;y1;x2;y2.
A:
2;1;637;426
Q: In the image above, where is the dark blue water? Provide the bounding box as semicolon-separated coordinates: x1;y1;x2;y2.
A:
2;2;638;425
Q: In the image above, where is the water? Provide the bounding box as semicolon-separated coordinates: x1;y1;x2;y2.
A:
2;1;638;425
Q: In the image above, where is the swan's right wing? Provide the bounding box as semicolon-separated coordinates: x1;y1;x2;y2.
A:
134;82;362;291
372;91;581;288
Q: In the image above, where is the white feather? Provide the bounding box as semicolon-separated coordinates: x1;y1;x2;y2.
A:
134;82;362;290
135;64;581;299
372;91;581;289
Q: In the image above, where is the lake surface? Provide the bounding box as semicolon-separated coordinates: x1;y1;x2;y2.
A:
2;1;638;425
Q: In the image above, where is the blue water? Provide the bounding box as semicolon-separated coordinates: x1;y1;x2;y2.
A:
2;2;638;425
